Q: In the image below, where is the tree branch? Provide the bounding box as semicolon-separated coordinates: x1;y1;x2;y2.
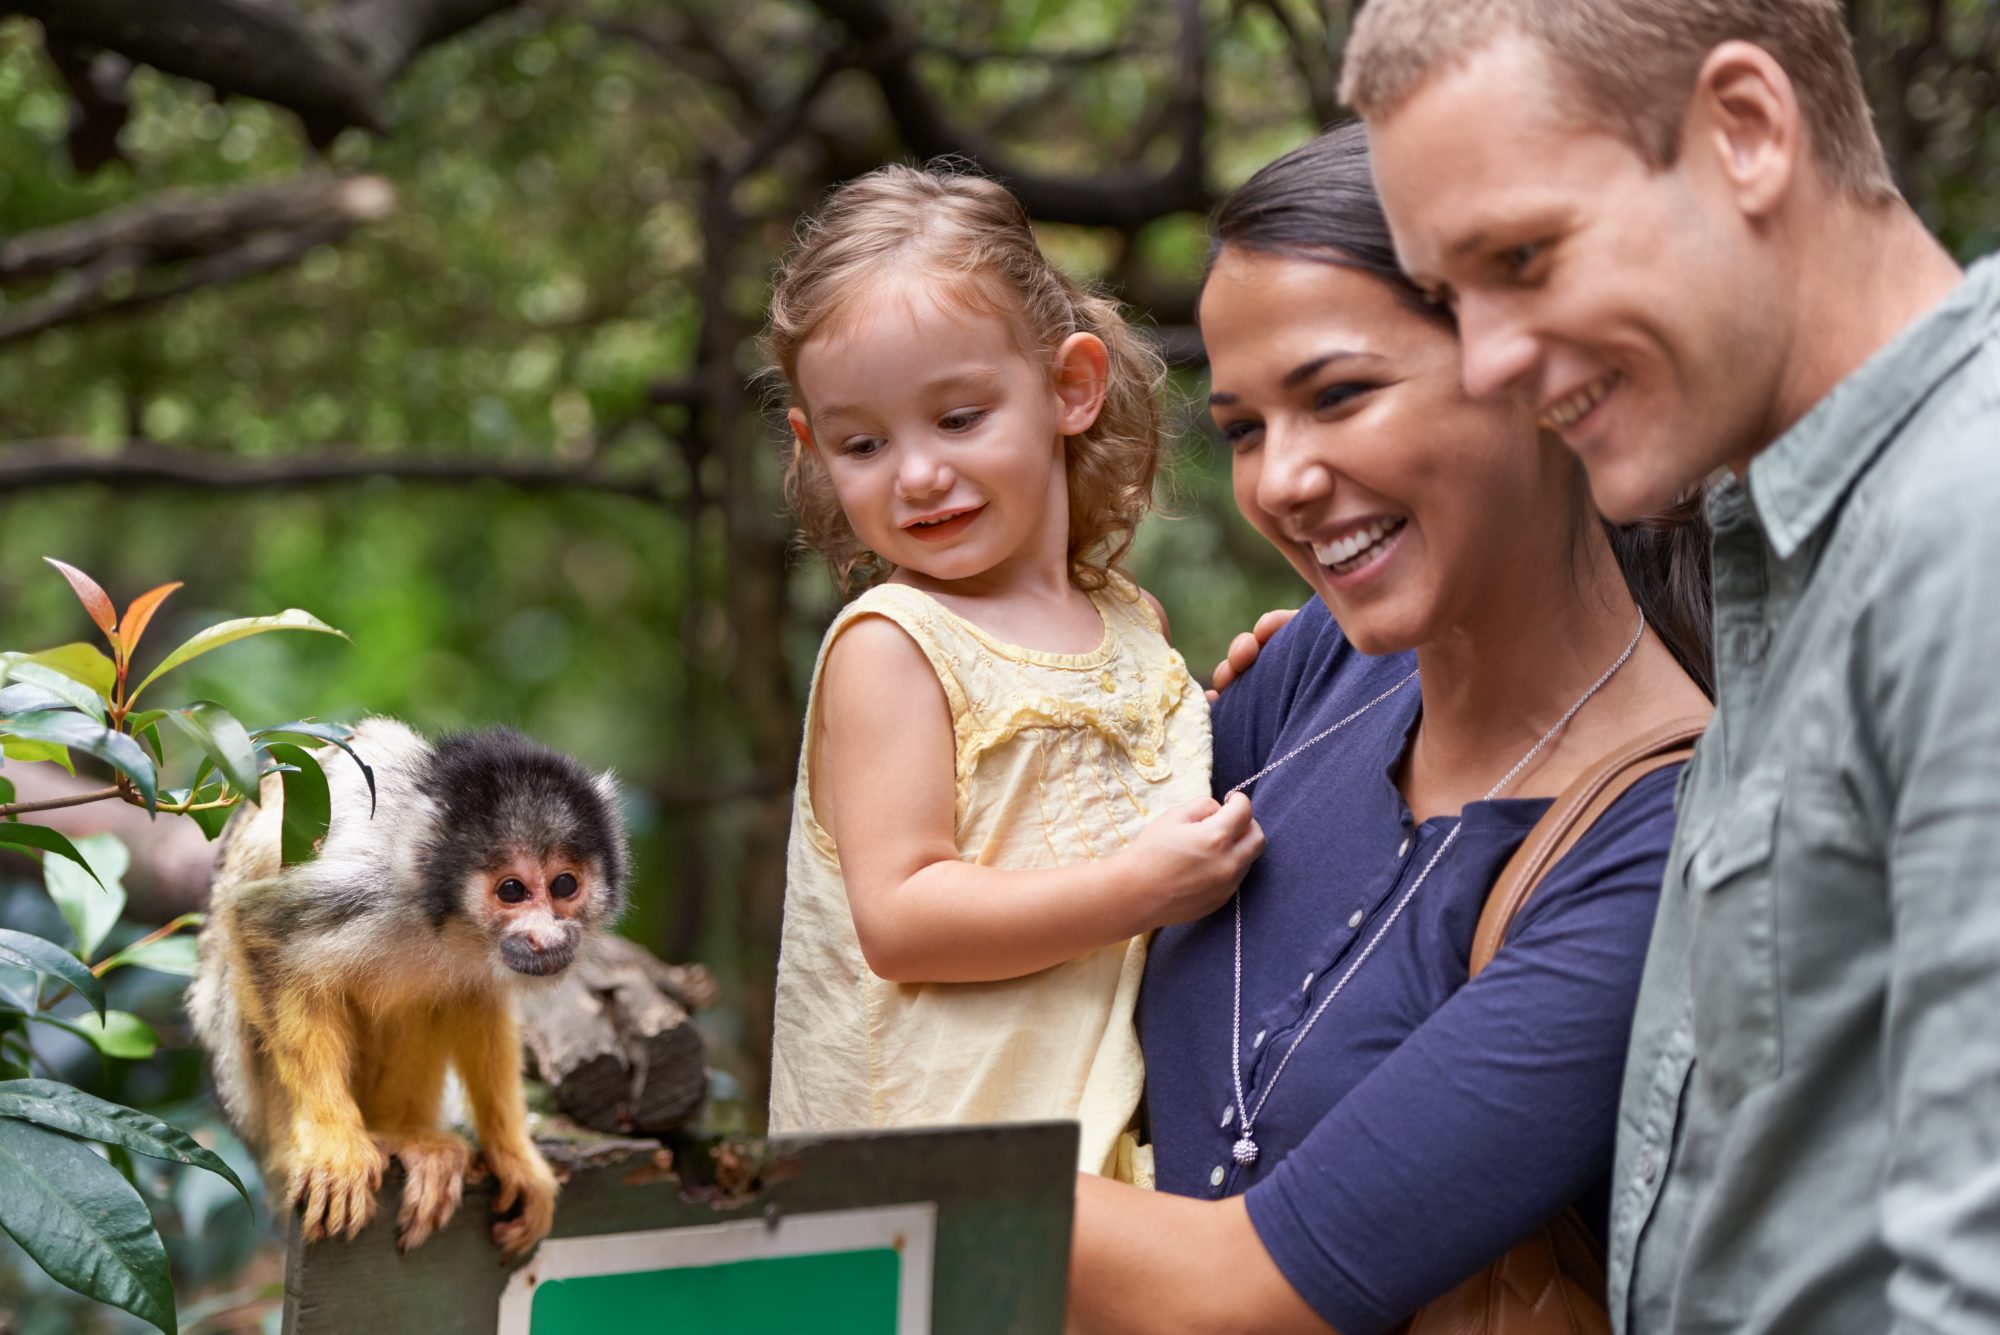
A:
42;36;131;175
0;788;123;820
805;0;1210;226
0;439;680;503
0;175;395;344
15;0;522;144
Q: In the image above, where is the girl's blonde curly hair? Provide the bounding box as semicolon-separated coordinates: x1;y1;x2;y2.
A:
764;163;1167;596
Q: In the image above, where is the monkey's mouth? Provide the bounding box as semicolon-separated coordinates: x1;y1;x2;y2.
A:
501;937;577;977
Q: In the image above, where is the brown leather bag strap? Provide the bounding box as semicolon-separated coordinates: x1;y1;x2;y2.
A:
1468;716;1709;978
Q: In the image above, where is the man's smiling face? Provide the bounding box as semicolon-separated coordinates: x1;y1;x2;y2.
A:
1369;34;1792;520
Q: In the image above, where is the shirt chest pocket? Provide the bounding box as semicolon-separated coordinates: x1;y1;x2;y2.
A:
1686;781;1784;1104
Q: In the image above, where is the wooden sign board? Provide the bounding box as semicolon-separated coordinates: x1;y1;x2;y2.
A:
282;1122;1076;1335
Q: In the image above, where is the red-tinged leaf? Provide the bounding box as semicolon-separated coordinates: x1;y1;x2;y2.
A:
114;584;181;661
42;560;117;641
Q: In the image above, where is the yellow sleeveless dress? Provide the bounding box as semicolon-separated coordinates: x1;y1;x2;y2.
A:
767;577;1213;1176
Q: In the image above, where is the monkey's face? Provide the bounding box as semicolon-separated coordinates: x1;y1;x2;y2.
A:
484;853;596;976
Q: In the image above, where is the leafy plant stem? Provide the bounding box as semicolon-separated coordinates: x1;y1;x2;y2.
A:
90;918;194;978
0;787;123;818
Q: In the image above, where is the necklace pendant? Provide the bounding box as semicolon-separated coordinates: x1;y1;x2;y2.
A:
1232;1136;1259;1166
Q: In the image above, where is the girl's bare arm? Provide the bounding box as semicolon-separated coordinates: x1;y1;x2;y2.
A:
817;615;1262;984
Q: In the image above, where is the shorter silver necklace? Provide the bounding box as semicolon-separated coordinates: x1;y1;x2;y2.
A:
1224;614;1645;1168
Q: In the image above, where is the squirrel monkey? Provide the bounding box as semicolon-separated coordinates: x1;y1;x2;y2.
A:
188;719;628;1261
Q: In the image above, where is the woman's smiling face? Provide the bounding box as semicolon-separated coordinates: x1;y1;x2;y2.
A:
1200;245;1570;656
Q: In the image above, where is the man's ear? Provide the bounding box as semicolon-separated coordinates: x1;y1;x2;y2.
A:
1685;40;1799;219
1053;332;1111;437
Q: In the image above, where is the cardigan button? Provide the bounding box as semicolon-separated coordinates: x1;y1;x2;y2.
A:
1210;1164;1226;1188
1347;909;1364;929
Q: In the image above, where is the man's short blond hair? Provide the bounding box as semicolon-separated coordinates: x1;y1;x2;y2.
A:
1339;0;1898;203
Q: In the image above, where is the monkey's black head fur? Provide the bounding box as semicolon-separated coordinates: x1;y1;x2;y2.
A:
414;727;630;930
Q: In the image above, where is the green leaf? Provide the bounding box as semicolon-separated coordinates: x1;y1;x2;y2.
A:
43;834;128;964
94;917;202;979
1;739;73;773
0;775;13;806
44;1011;158;1061
167;703;260;808
262;742;330;865
0;682;75;716
0;824;104;888
186;804;234;842
125;710;168;764
0;1117;176;1334
254;721;375;814
1;645;118;697
128;609;349;703
0;664;106;723
0;1079;250;1206
0;714;154;810
0;929;105;1019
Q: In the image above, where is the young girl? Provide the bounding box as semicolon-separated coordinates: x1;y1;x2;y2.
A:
764;165;1263;1178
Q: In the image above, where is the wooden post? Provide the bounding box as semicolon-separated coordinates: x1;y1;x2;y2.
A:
281;1122;1078;1334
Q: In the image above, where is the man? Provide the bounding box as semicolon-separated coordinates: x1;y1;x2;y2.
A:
1339;2;1999;1332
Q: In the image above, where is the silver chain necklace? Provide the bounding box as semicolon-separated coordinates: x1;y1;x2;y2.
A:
1223;613;1646;1169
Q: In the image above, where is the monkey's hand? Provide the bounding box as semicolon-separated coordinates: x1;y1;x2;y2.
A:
378;1131;472;1254
289;1122;388;1243
481;1139;559;1264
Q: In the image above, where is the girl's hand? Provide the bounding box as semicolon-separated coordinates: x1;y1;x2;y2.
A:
1207;607;1298;700
1124;792;1266;927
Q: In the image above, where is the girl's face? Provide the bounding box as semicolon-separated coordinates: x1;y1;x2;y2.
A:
1200;246;1575;655
788;282;1106;590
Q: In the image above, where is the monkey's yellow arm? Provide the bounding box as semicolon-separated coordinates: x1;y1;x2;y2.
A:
447;1002;559;1262
265;987;388;1242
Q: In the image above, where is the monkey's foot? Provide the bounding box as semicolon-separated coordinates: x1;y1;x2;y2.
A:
381;1132;471;1254
479;1143;561;1265
289;1125;388;1243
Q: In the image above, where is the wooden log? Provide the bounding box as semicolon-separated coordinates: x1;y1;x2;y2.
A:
516;935;711;1135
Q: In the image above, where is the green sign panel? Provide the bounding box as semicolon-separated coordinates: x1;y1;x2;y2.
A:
497;1204;936;1334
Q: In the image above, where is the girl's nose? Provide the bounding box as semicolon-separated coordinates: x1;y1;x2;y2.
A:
896;445;954;500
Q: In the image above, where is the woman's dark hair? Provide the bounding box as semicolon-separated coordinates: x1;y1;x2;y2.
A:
1205;121;1715;697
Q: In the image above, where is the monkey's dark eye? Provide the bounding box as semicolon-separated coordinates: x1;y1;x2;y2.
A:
497;878;530;904
550;873;579;900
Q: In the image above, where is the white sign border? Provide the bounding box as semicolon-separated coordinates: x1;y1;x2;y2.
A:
495;1202;938;1335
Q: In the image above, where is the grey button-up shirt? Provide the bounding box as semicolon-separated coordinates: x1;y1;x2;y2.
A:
1611;255;2000;1334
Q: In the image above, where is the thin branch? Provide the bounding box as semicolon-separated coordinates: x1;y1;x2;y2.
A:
916;40;1146;66
1248;0;1337;126
728;43;852;185
2;174;395;284
805;0;1210;227
0;222;359;345
0;788;123;820
0;438;679;504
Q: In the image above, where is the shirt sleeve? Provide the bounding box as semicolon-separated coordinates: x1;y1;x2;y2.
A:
1243;766;1678;1335
1861;442;2000;1334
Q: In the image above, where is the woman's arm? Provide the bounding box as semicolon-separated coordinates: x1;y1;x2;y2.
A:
1073;768;1681;1332
1067;1177;1333;1335
818;615;1265;983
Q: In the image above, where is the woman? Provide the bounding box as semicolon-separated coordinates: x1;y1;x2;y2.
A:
1066;123;1713;1333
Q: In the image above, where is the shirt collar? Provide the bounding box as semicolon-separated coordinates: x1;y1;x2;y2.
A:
1748;255;1999;560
